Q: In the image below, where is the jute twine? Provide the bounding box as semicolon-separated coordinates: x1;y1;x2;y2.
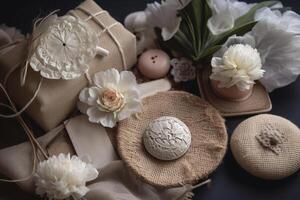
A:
117;91;228;188
231;114;300;180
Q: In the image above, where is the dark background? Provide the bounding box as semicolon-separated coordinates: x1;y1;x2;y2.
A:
0;0;300;200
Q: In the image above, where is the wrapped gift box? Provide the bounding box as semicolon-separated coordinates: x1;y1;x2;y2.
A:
0;0;137;130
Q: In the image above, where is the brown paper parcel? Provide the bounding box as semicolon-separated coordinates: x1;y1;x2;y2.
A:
0;0;137;131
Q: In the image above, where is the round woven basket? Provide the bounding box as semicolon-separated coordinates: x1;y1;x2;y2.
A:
117;91;228;187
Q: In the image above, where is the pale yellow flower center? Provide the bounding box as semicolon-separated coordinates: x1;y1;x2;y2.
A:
98;88;125;112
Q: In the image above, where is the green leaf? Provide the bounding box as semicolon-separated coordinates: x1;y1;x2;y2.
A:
199;45;222;60
206;1;279;53
190;0;203;53
235;1;279;27
209;21;258;47
201;0;212;48
179;0;204;58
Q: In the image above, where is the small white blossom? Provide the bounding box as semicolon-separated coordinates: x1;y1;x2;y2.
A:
210;44;264;91
78;68;141;128
34;154;98;200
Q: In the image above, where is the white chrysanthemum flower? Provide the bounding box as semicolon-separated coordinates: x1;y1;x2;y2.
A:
145;0;191;41
210;44;264;91
30;15;106;80
207;0;255;35
34;154;98;200
170;58;195;82
78;68;141;128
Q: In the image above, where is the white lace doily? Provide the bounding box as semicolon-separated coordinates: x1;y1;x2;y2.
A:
30;15;105;80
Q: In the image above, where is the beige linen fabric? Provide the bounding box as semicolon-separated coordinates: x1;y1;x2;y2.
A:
231;114;300;180
0;0;137;131
117;91;228;187
0;115;117;193
0;115;195;200
86;161;194;200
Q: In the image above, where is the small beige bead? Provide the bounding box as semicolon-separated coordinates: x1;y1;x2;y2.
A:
138;49;170;79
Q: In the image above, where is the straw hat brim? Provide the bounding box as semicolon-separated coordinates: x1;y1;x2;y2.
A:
117;91;228;187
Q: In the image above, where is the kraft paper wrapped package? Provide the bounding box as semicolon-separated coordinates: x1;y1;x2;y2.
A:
0;0;137;131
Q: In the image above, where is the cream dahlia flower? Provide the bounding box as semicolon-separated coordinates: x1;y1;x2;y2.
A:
210;44;264;91
34;154;98;200
78;68;141;128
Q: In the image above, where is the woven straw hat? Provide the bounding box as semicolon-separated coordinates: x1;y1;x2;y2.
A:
197;67;272;117
231;114;300;180
117;91;228;187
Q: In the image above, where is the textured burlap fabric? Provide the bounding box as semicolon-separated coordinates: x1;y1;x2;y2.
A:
231;114;300;180
197;67;272;117
117;91;228;188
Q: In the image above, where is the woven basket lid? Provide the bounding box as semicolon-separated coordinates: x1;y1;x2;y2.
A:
231;114;300;180
117;91;228;187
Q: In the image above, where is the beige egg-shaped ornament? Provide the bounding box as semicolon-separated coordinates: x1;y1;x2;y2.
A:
138;49;170;79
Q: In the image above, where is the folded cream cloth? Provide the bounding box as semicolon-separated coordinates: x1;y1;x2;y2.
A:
0;115;198;200
0;78;202;199
86;160;197;200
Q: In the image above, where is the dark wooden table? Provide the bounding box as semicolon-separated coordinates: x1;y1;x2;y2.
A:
0;0;299;199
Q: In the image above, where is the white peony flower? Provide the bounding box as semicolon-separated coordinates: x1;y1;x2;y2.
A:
30;15;107;80
145;0;191;41
34;154;98;200
207;0;254;35
249;8;300;92
78;68;141;128
170;57;196;82
210;44;264;91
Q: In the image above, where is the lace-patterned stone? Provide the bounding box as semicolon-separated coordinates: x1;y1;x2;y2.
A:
30;15;99;80
143;116;191;161
256;123;287;155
